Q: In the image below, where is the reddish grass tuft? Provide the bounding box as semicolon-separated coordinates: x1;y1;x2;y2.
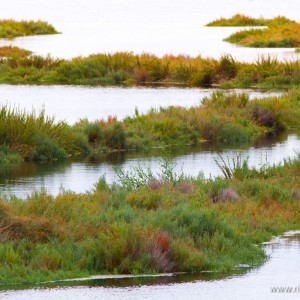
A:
147;178;163;190
177;181;195;194
97;115;118;128
149;232;175;272
251;106;276;127
219;188;240;202
208;188;240;203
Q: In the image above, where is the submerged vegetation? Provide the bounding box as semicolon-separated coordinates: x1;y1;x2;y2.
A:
2;90;300;164
207;15;300;48
2;50;300;88
1;153;300;284
0;19;59;39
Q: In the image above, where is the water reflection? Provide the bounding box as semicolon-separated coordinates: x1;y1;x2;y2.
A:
0;271;249;291
1;131;299;198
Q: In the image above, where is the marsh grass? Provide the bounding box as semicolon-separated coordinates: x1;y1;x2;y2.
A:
115;155;184;190
2;89;300;165
0;105;78;161
0;19;59;39
225;23;300;48
1;50;300;88
0;46;32;58
206;15;292;27
207;15;300;48
123;89;298;148
214;152;248;179
0;144;22;165
1;154;300;283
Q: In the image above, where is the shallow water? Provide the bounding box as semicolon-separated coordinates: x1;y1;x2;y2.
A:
1;234;300;300
0;85;281;124
1;131;299;198
1;0;300;61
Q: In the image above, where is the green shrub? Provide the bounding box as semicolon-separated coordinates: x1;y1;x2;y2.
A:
31;136;67;161
84;123;103;144
103;123;126;149
0;144;22;165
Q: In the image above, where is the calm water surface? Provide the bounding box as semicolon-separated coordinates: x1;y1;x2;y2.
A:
0;85;281;124
1;131;299;198
1;234;300;300
1;0;300;61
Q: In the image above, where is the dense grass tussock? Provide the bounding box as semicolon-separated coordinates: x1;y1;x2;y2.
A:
1;153;300;284
2;90;300;164
0;144;22;165
207;15;300;48
0;19;59;38
206;14;292;27
0;106;78;162
2;50;300;88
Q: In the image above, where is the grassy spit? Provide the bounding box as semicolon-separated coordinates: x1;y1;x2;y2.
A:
1;90;300;164
0;153;300;284
0;46;32;58
206;14;292;27
0;19;59;39
1;48;300;88
207;15;300;48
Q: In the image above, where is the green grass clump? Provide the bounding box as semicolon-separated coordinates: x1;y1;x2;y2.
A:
0;19;59;39
207;15;300;48
206;14;292;27
1;154;300;284
0;144;22;165
0;106;78;162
